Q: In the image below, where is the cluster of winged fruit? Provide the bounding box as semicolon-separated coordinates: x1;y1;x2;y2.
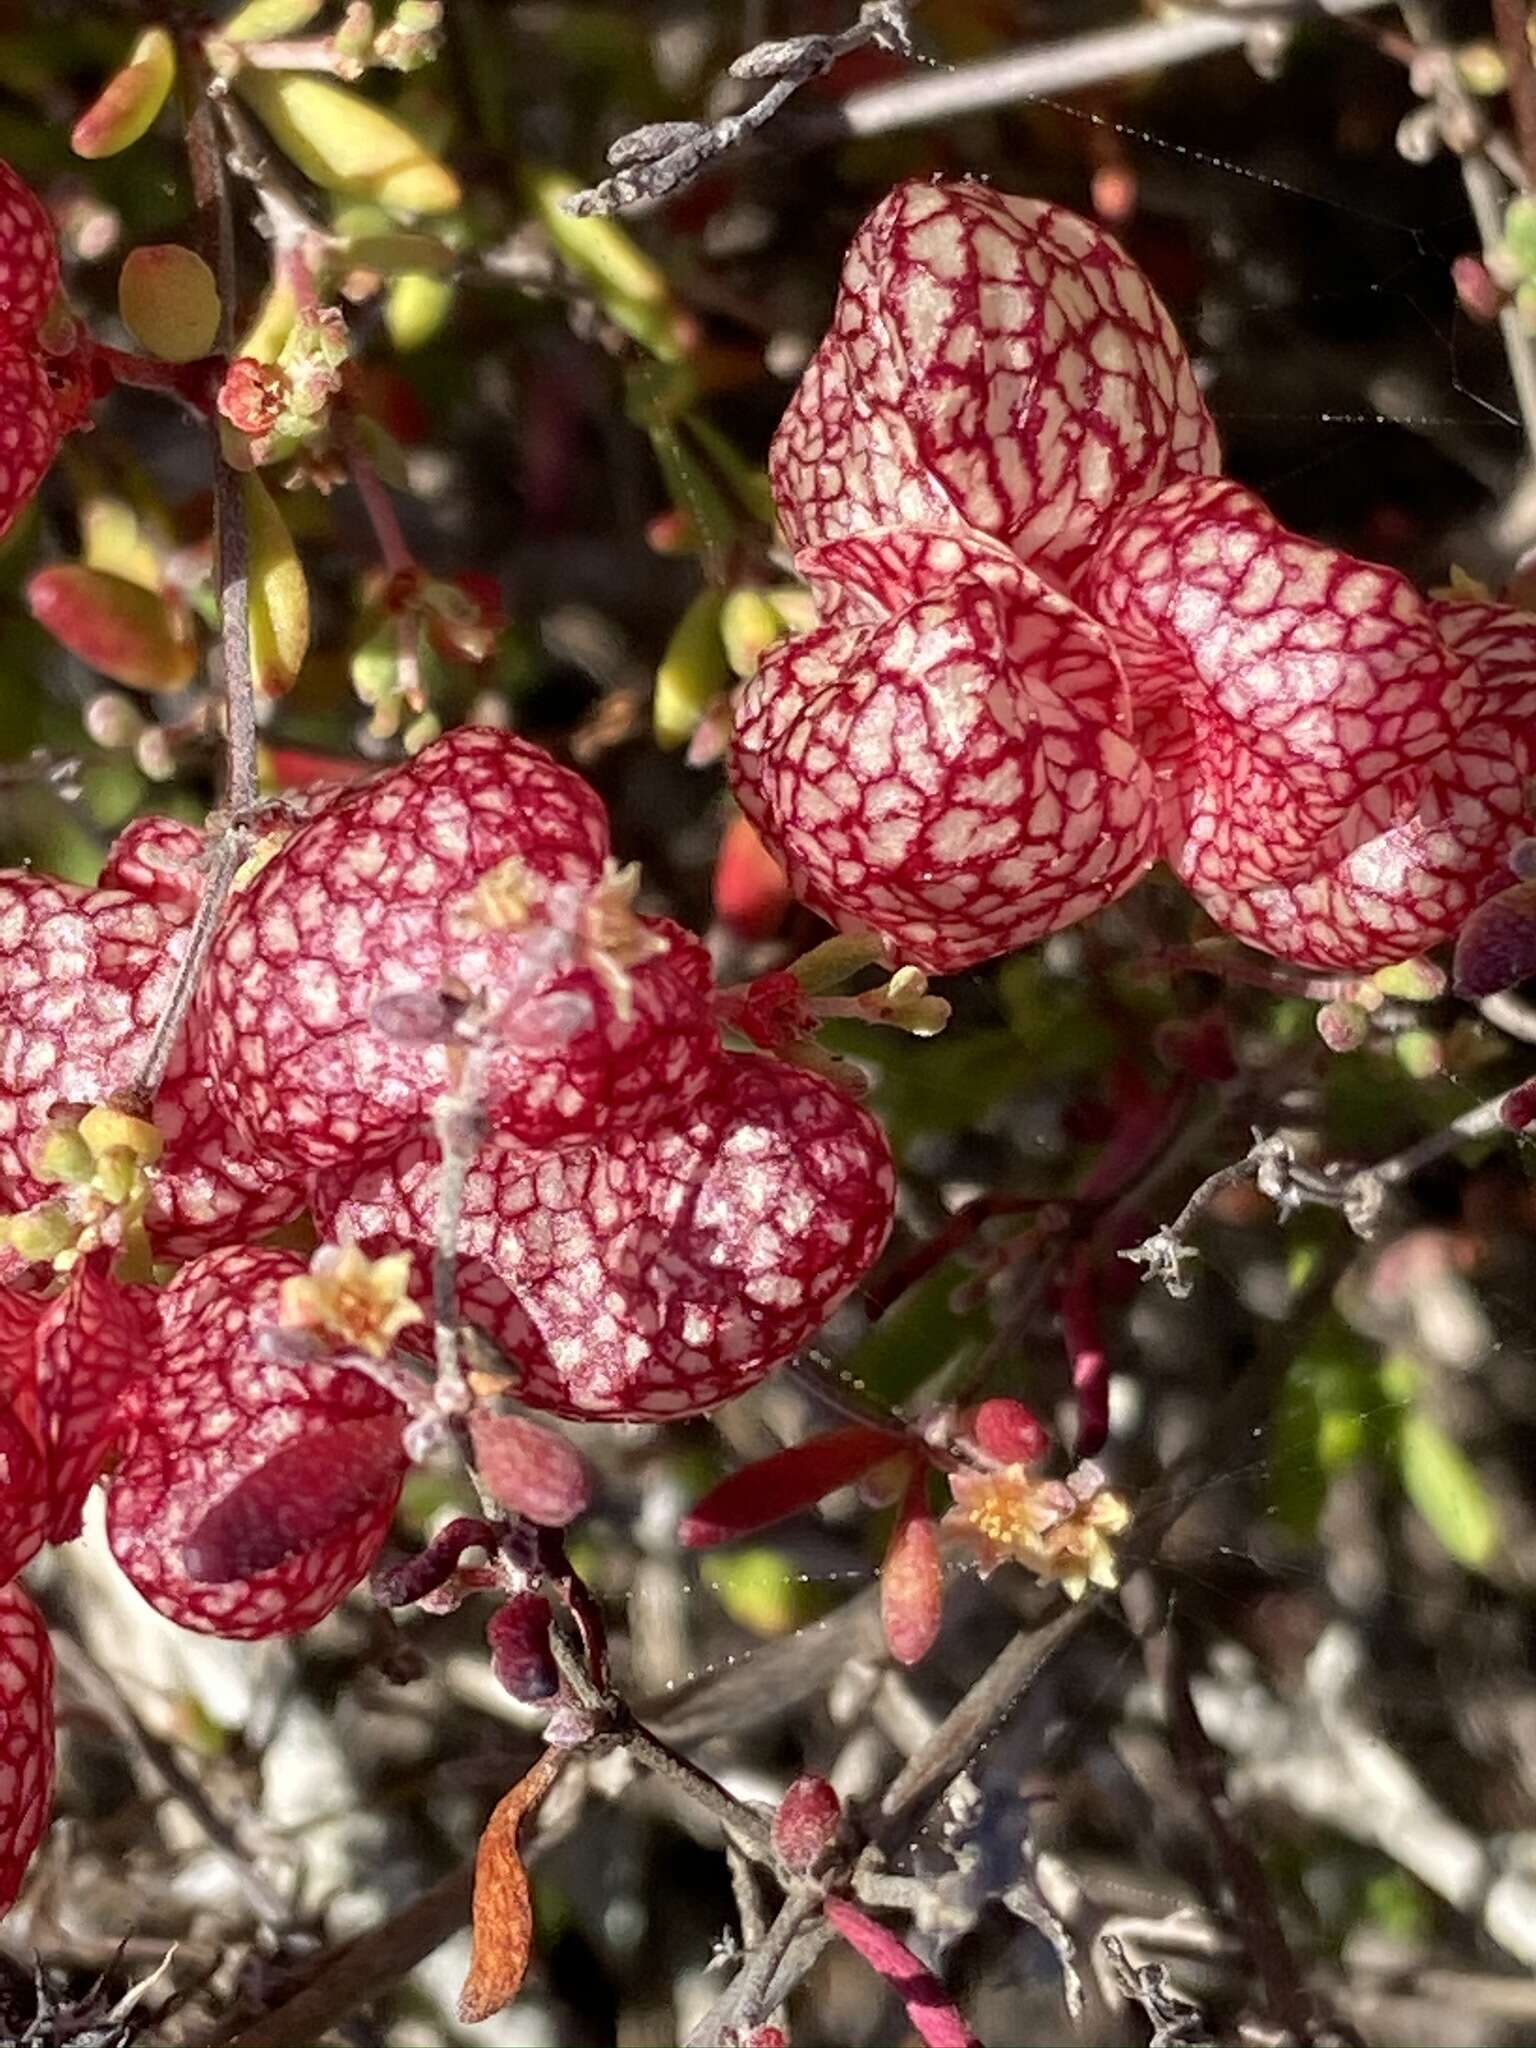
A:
732;178;1536;975
0;729;898;1910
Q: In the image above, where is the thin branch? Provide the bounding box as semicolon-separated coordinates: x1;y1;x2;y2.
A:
133;45;260;1105
210;1862;473;2048
563;0;920;216
797;0;1394;145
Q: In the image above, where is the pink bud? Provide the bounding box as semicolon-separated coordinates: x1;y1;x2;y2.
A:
881;1465;942;1667
772;1774;842;1872
487;1593;559;1703
968;1398;1049;1467
469;1410;591;1528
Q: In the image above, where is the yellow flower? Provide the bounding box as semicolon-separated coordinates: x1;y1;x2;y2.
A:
945;1460;1132;1602
281;1244;423;1357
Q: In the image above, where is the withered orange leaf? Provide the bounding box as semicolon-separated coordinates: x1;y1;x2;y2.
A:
457;1746;568;2023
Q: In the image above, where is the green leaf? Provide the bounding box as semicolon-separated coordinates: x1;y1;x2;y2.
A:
1396;1408;1498;1571
842;1258;989;1407
1269;1317;1380;1537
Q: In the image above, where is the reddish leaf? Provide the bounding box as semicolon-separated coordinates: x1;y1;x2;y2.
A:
458;1747;567;2023
822;1897;980;2048
679;1425;905;1547
468;1410;591;1528
880;1463;942;1667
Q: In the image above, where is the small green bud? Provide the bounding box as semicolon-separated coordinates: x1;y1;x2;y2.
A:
654;588;729;749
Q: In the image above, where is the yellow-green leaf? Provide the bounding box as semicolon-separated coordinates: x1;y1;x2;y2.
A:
385;270;455;350
237;71;460;216
72;27;176;160
1397;1410;1498;1570
119;246;222;363
221;0;327;39
244;474;310;698
653;587;728;749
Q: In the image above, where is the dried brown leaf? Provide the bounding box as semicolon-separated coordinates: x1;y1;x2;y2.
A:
457;1748;567;2023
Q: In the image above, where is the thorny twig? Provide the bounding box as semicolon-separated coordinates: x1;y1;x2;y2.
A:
563;1;921;217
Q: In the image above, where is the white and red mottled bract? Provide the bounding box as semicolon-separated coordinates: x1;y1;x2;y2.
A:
106;1247;408;1637
1;1252;148;1550
0;1582;54;1917
315;1053;896;1421
731;527;1155;973
97;813;207;916
1192;598;1536;971
771;179;1220;585
0;160;58;342
199;727;721;1170
0;1396;48;1587
0;861;305;1260
1086;478;1468;894
0;346;62;545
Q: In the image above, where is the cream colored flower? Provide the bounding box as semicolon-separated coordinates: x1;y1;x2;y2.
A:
281;1244;423;1357
945;1460;1132;1601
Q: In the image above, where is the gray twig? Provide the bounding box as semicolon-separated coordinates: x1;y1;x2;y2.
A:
563;1;921;216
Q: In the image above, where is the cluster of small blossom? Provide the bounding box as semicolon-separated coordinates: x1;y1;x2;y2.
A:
731;178;1536;976
679;1395;1131;1667
0;728;898;1911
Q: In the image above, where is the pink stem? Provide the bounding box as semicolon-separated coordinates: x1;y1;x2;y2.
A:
1060;1247;1109;1458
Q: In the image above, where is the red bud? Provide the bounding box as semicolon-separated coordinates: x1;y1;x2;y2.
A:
469;1410;591;1528
486;1594;560;1703
880;1464;942;1667
969;1398;1049;1467
772;1774;842;1872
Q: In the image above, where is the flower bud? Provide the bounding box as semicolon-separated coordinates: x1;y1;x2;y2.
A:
469;1410;591;1528
771;1774;842;1872
72;27;176;160
1316;998;1370;1053
487;1593;560;1703
969;1398;1049;1467
118;245;222;363
1372;956;1447;1002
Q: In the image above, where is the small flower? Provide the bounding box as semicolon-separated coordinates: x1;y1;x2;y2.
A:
946;1459;1132;1601
280;1243;424;1357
